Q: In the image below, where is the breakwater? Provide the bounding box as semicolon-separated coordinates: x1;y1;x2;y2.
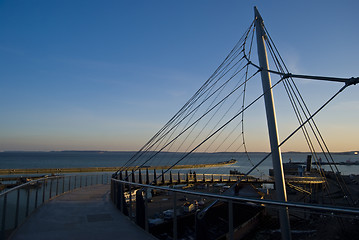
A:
0;159;236;175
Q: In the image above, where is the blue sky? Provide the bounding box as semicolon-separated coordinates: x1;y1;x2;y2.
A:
0;0;358;152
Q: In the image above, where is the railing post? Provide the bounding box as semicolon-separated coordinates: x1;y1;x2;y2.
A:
161;169;165;185
14;189;20;228
25;189;30;217
35;184;39;209
228;200;234;240
62;177;65;194
146;168;150;184
68;176;71;191
56;177;59;196
49;179;53;199
138;169;142;184
144;187;149;232
129;184;132;220
42;181;46;203
153;169;157;185
178;172;181;184
120;182;124;213
2;194;7;234
132;170;136;183
173;191;178;240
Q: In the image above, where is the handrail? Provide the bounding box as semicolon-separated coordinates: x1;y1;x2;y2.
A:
112;178;359;215
0;173;111;239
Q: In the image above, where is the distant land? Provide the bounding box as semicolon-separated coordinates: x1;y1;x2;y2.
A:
1;150;358;155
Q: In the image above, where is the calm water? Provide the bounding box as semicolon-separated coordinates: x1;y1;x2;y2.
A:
0;151;358;176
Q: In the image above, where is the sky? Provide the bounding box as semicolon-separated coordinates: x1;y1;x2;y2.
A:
0;0;358;152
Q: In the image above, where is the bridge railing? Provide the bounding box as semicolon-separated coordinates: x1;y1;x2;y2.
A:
0;173;111;240
111;177;359;240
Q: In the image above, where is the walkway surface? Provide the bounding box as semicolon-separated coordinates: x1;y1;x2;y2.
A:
9;184;157;240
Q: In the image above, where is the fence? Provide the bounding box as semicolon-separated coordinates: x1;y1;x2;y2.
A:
111;178;359;240
0;173;111;240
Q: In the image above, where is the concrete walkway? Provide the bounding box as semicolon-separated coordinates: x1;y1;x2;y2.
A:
10;184;157;240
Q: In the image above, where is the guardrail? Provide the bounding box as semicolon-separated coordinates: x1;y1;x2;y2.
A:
0;173;111;240
111;178;359;240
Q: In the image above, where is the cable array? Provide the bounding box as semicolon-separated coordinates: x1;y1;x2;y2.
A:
115;16;355;207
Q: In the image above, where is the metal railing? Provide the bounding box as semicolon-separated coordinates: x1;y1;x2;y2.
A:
111;178;359;240
0;173;111;240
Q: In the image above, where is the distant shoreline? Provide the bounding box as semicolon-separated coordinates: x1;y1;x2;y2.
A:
1;150;358;155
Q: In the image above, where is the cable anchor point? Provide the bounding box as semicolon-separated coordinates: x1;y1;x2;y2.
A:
345;77;359;87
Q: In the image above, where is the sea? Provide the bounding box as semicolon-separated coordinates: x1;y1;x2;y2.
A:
1;151;358;177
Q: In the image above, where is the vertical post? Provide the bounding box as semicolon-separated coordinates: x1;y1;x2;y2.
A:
153;169;157;185
254;6;291;240
120;182;124;213
129;184;132;220
42;181;46;203
2;194;7;233
25;189;30;217
35;185;39;209
49;179;53;199
173;192;177;240
228;200;233;240
139;169;143;184
14;189;20;228
144;187;149;232
62;177;65;193
146;168;150;184
56;177;59;196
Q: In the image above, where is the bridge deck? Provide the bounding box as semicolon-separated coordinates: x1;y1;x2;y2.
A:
9;184;156;240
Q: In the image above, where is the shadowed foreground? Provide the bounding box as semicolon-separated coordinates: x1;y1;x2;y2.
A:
9;184;156;240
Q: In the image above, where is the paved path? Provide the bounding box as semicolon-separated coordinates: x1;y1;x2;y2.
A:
9;184;157;240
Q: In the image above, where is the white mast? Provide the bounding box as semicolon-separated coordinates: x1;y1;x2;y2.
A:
254;6;292;240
